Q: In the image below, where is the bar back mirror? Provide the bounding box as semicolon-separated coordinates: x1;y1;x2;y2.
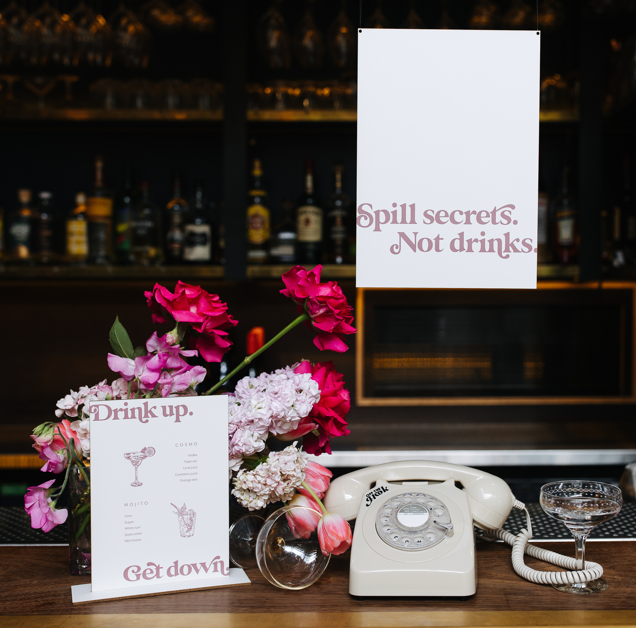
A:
357;283;636;406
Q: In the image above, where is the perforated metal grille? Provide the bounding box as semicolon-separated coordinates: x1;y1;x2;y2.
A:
475;502;636;541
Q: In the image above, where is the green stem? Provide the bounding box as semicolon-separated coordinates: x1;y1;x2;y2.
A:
75;513;91;542
301;481;327;514
203;312;311;395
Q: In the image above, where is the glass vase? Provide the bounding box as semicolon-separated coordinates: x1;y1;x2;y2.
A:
68;465;91;576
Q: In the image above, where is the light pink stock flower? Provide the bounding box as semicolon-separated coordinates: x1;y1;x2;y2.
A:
297;462;333;500
286;493;322;539
280;265;356;353
24;480;68;532
317;511;353;556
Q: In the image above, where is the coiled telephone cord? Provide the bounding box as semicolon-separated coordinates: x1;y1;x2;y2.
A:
483;499;604;586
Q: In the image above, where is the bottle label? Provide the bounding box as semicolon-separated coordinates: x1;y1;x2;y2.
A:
39;220;54;255
87;197;113;218
270;243;296;260
67;221;88;256
183;225;212;262
297;206;322;243
8;220;31;258
557;217;575;246
247;204;270;244
89;222;110;260
537;196;548;245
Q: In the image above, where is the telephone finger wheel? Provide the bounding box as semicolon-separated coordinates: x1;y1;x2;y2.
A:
376;492;452;551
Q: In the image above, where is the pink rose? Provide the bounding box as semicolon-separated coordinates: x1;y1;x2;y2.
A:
317;511;352;556
286;493;322;539
297;462;333;500
145;282;238;362
280;265;356;353
24;480;68;533
294;361;351;455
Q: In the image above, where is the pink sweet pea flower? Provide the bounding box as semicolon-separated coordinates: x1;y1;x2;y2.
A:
24;480;68;533
31;420;81;472
286;493;322;539
317;511;353;556
294;361;351;455
145;282;238;362
297;462;333;500
280;265;356;353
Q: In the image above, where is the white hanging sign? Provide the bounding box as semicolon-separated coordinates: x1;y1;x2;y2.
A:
356;29;541;289
72;396;249;603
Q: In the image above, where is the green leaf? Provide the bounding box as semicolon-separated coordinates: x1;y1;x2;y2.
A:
134;346;147;358
109;316;135;359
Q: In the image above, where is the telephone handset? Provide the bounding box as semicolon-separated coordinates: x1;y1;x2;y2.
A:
323;461;604;597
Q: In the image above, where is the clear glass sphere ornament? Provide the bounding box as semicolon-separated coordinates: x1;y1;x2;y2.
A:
256;505;330;590
229;514;265;569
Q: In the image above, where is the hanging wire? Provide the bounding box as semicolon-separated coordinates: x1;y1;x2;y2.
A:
360;0;363;28
537;0;540;32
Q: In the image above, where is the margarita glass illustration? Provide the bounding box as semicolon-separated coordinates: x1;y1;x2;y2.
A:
171;503;196;537
123;446;156;487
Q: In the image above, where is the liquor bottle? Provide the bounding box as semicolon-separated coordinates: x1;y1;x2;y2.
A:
66;192;89;265
326;164;351;265
269;199;297;265
184;180;212;264
7;189;35;264
246;326;265;378
296;159;323;264
165;171;189;264
114;165;134;265
620;155;636;265
131;181;162;265
37;191;56;265
553;165;577;265
87;155;114;265
246;159;270;264
537;171;550;264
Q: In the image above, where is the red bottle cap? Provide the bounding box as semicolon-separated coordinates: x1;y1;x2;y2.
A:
247;327;265;355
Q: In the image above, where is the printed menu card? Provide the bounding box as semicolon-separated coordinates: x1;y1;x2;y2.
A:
73;395;247;601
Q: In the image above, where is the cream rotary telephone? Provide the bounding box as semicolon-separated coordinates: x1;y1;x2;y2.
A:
323;461;604;597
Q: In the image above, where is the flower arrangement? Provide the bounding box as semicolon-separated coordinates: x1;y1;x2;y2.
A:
25;265;355;561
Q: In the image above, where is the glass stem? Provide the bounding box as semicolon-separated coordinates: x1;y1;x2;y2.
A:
574;533;587;571
135;466;139;484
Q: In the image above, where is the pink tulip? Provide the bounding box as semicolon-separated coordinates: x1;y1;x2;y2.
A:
24;480;68;533
286;494;322;539
297;462;333;500
317;511;352;556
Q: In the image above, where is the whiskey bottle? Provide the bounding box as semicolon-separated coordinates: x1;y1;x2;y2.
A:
553;165;577;265
246;159;270;264
7;189;35;264
66;192;88;265
87;155;114;265
296;159;323;264
325;164;351;264
183;180;212;264
114;165;134;265
37;191;56;265
269;198;297;264
537;170;550;264
131;181;162;265
165;171;188;264
247;326;266;378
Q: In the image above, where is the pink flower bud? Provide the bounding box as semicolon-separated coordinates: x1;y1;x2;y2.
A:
285;494;322;539
297;462;333;500
317;511;352;556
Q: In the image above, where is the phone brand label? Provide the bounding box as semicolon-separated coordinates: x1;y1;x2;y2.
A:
365;485;389;507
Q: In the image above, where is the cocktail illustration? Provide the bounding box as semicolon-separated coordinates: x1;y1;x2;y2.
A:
123;446;156;487
171;503;196;538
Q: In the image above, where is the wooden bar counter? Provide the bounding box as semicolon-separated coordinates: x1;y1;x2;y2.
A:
2;540;636;627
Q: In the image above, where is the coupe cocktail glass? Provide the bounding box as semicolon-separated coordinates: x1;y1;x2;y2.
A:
540;480;622;594
124;446;155;487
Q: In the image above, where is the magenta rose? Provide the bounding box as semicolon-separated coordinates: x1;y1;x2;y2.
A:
145;281;238;362
294;360;351;455
280;266;356;353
